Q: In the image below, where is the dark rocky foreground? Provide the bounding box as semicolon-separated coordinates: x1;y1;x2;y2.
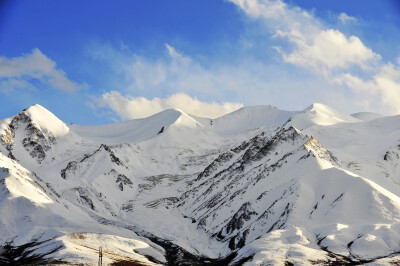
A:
0;238;64;265
144;235;237;266
2;233;400;265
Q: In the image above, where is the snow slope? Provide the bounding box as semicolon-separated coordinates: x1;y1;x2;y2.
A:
0;152;165;265
70;108;221;147
287;103;361;130
351;111;384;121
193;105;297;136
0;104;82;168
179;127;400;262
1;103;400;265
298;114;400;200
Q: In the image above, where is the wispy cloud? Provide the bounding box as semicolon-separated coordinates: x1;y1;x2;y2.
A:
87;42;278;106
93;91;243;119
335;62;400;113
0;48;87;93
229;0;400;114
338;12;357;25
87;0;400;117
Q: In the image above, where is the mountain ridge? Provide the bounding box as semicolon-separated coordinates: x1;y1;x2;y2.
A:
1;103;400;265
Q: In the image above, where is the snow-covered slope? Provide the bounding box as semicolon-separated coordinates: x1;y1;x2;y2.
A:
351;111;384;121
287;103;361;130
179;127;400;262
70;108;221;146
0;152;165;265
296;114;400;201
193;105;297;136
1;103;400;265
0;104;82;167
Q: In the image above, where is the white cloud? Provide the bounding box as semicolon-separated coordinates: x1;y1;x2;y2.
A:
335;62;400;114
165;44;189;63
338;12;357;24
0;48;86;92
0;79;35;94
87;0;400;116
95;91;243;119
229;0;320;42
280;29;378;73
89;42;274;103
88;40;395;118
228;0;400;114
229;0;378;73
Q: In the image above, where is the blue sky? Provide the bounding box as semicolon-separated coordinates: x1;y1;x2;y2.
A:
0;0;400;124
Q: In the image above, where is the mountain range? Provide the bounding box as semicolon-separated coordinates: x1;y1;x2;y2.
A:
1;103;400;265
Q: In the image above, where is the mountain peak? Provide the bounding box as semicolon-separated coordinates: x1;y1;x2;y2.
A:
20;104;70;137
23;103;45;111
204;105;297;136
70;106;220;145
290;103;360;127
303;103;334;112
0;104;72;163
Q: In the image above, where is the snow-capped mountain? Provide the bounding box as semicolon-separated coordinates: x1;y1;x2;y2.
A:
1;103;400;265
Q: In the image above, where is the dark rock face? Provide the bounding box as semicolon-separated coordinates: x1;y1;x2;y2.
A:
139;232;237;266
116;174;133;191
145;197;179;209
60;144;126;180
61;161;78;179
75;187;95;210
0;238;64;265
384;145;400;161
1;112;56;163
228;229;250;250
157;126;165;135
217;202;257;242
178;127;307;250
195;151;235;182
101;144;124;166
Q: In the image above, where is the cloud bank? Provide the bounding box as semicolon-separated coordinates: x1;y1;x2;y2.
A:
89;0;400;119
228;0;400;114
89;43;272;99
95;91;243;119
0;48;86;93
229;0;377;72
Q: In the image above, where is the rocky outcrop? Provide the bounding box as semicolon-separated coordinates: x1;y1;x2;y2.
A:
1;111;56;163
115;174;133;191
60;144;125;180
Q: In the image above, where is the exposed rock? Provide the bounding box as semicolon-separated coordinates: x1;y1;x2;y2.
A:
157;126;164;135
116;174;133;191
1;111;57;163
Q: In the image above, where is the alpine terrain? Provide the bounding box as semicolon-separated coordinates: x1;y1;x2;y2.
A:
1;103;400;265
